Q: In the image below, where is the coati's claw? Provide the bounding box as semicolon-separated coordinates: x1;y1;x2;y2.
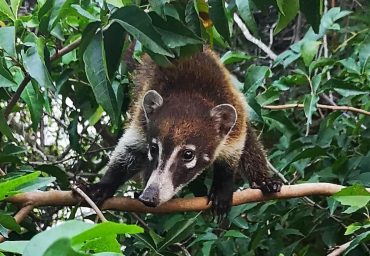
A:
75;181;115;207
208;188;233;221
251;178;283;193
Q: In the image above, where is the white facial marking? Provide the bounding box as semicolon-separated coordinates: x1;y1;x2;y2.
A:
185;156;197;169
144;146;181;204
147;149;153;161
203;154;210;162
186;144;196;150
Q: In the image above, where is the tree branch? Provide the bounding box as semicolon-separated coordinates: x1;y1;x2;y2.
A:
7;183;351;214
263;103;370;117
233;13;277;61
2;183;366;245
4;39;81;118
327;241;352;256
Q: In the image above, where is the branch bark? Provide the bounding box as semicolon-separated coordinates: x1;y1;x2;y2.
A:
7;183;349;213
263;103;370;117
327;241;352;256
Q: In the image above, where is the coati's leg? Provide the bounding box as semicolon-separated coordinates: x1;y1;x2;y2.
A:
81;126;148;205
208;161;236;217
240;126;282;193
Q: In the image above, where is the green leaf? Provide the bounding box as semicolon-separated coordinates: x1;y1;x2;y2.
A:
274;0;299;35
244;65;271;93
37;165;69;190
287;146;327;167
23;220;93;256
0;110;14;140
0;171;40;201
112;6;173;57
333;185;370;209
83;32;119;125
72;222;143;246
224;230;249;239
0;57;15;82
158;214;199;250
0;27;16;57
103;22;126;80
338;58;361;75
48;0;74;30
220;51;252;65
21;82;44;130
44;238;86;256
301;41;321;66
71;4;99;21
303;94;319;125
185;0;202;37
345;223;362;236
79;21;101;59
344;231;370;255
17;177;56;192
150;13;203;48
201;241;214;256
188;232;217;246
235;0;258;36
10;0;22;20
311;73;322;94
332;83;367;97
209;0;230;42
0;0;15;21
134;234;161;254
23;46;53;89
0;241;28;254
0;214;21;233
318;7;351;36
299;0;322;33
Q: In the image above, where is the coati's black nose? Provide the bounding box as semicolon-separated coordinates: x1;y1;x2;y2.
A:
138;185;159;207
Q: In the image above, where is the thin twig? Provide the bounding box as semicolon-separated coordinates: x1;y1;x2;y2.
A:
0;205;34;242
72;185;107;222
130;212;149;231
233;13;277;61
267;160;289;184
263;103;370;117
4;75;31;117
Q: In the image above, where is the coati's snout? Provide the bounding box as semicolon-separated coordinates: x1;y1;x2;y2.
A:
138;184;159;207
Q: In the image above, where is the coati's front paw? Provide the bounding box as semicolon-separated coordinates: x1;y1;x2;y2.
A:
75;181;115;207
251;177;283;193
207;187;233;220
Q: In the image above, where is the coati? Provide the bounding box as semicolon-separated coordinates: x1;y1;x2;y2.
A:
83;48;282;216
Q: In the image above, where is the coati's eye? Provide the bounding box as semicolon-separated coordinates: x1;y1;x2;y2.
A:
182;150;195;162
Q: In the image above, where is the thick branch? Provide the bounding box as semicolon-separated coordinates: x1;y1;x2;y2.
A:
264;103;370;117
7;183;349;213
4;39;81;118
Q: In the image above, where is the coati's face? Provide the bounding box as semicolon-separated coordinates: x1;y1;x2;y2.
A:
138;90;237;207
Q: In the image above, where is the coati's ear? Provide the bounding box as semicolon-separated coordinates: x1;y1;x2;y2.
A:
210;104;237;136
142;90;163;121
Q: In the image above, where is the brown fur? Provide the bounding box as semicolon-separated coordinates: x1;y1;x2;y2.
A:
132;49;247;164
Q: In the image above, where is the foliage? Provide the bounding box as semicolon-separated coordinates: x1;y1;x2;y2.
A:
0;0;369;255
